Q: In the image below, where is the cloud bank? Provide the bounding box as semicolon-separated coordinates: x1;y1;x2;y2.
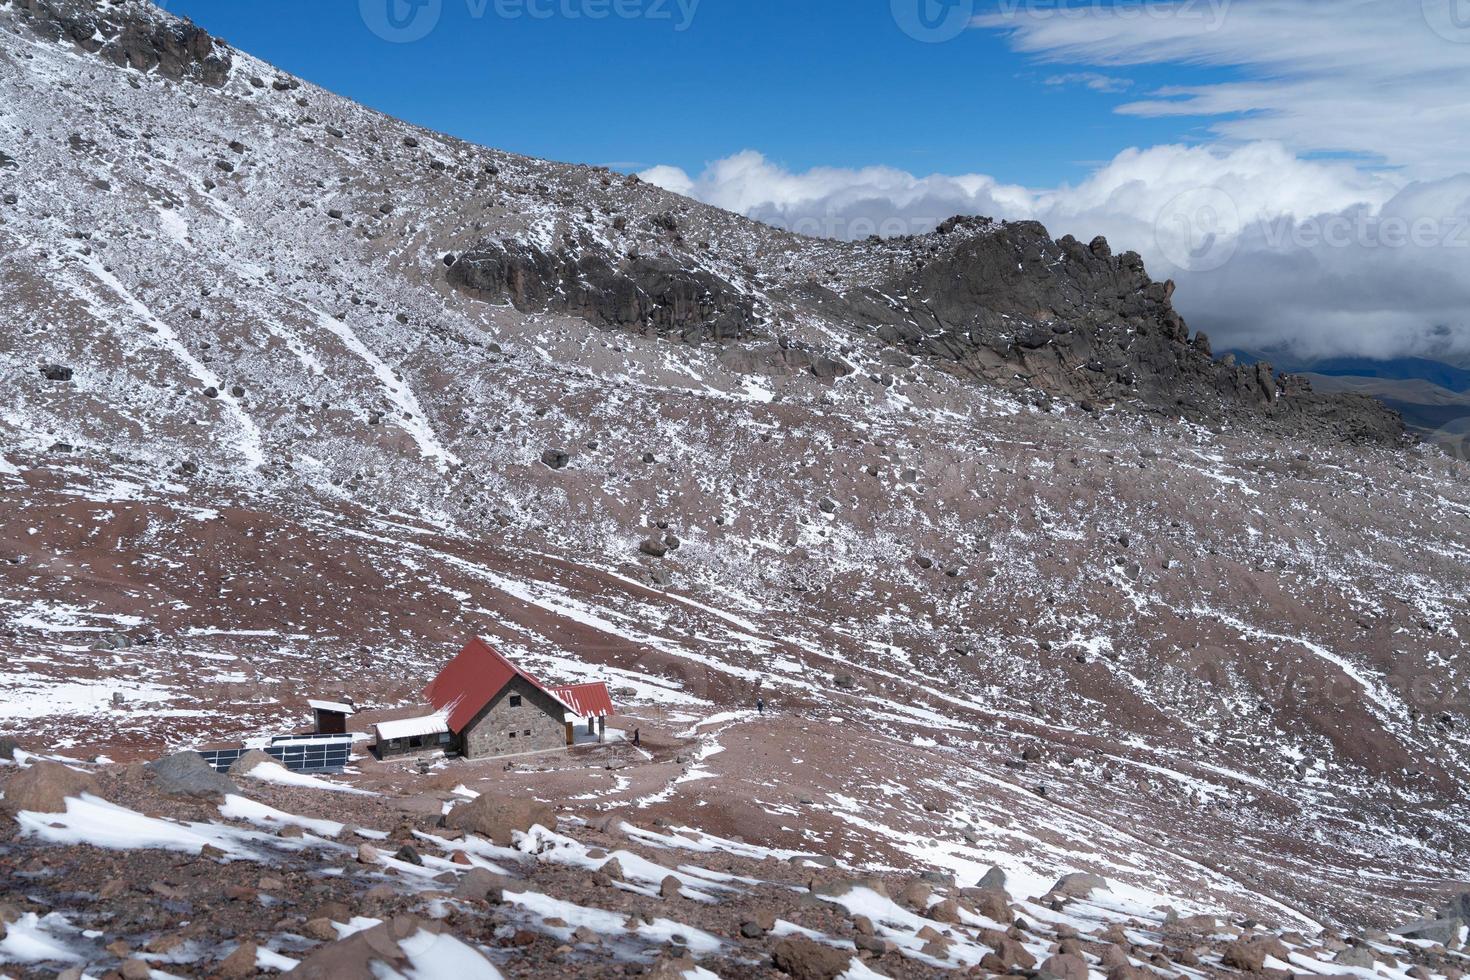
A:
642;145;1470;361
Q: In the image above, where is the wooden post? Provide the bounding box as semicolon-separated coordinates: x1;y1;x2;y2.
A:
564;721;574;746
598;716;606;743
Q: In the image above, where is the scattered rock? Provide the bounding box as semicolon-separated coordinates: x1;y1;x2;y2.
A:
540;448;571;470
38;364;73;382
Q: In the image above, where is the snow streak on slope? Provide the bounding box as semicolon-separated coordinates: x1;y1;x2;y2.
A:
69;253;266;469
309;308;459;468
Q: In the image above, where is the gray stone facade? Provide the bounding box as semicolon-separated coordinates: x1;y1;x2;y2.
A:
461;675;567;760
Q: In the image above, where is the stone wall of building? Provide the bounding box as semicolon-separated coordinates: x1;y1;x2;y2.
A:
461;676;567;759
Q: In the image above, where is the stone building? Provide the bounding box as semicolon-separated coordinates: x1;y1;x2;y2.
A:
374;637;615;762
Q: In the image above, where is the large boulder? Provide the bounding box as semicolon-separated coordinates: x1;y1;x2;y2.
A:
0;736;21;762
958;886;1014;924
292;916;496;979
1;760;100;813
977;865;1007;891
1395;916;1464;947
979;929;1038;971
452;868;515;902
771;935;852;980
1221;937;1289;973
145;752;238;799
1335;946;1376;968
1052;872;1108;898
442;793;554;845
1039;952;1090;980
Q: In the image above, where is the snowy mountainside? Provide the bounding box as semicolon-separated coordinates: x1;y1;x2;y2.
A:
0;0;1468;940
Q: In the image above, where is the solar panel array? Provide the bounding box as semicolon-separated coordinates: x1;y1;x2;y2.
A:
196;735;354;774
269;736;353;773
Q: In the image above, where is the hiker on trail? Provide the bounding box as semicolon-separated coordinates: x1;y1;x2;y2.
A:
756;697;765;716
632;728;641;747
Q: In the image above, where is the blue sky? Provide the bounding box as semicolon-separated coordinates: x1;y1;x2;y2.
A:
161;0;1222;185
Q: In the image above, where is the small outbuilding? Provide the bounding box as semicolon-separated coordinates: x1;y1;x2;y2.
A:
308;698;355;736
374;637;616;762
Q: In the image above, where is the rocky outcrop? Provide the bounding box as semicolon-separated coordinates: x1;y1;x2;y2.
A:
827;217;1406;443
448;239;760;344
7;0;232;86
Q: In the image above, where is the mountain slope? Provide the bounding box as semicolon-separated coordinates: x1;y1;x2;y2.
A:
0;0;1468;960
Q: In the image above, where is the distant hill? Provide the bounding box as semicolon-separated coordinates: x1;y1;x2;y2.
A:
1226;350;1470;393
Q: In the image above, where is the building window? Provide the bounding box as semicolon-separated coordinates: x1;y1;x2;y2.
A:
509;731;517;739
523;729;531;737
509;695;522;707
437;733;451;745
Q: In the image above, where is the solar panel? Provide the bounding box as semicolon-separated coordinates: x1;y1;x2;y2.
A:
197;736;354;774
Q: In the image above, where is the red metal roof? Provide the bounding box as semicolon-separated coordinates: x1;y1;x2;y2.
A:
550;682;615;719
425;637;558;734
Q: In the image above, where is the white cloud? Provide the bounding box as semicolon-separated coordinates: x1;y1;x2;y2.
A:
975;0;1470;179
1044;71;1133;93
